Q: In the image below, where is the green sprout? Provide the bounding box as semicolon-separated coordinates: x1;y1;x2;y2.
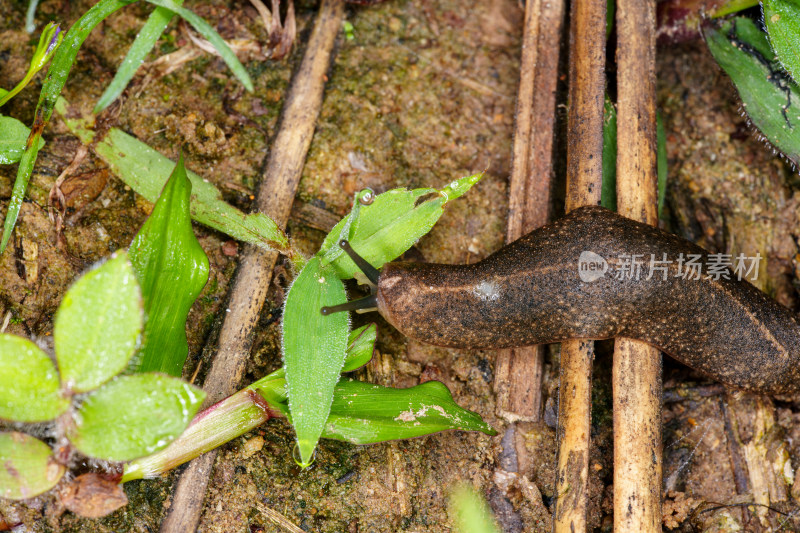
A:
0;22;62;108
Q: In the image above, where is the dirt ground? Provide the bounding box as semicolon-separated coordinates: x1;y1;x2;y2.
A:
2;0;800;531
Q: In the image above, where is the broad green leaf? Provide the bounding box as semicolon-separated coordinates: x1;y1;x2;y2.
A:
94;3;181;113
319;379;497;445
143;0;253;92
764;0;800;84
55;118;290;252
1;0;137;255
601;96;617;211
705;17;800;165
449;485;500;533
70;373;205;461
0;432;65;500
319;173;483;279
0;334;68;422
54;252;143;392
282;257;349;466
0;116;44;165
129;154;209;375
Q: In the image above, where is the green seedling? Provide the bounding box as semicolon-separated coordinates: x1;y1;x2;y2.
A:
0;22;61;108
0;252;205;500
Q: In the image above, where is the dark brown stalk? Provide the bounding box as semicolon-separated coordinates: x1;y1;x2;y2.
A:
554;0;606;530
158;0;345;530
496;0;566;426
612;0;661;530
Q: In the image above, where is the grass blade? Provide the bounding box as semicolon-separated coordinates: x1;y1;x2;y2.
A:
143;0;253;92
0;0;136;254
94;3;181;113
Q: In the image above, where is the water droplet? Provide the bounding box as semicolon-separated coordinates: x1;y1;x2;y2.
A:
292;442;316;468
358;188;375;206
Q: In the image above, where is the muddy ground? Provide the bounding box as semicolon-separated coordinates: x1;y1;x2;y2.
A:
1;0;800;531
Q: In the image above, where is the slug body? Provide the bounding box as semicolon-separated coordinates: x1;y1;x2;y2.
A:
375;206;800;394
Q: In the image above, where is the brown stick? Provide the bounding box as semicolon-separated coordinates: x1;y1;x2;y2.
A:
158;1;345;530
496;0;567;425
554;0;606;530
612;0;661;531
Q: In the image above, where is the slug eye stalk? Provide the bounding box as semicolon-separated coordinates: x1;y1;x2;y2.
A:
320;240;380;316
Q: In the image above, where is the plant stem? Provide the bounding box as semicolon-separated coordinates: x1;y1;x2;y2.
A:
554;0;607;529
122;376;284;482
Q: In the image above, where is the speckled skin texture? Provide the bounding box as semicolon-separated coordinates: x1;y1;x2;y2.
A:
376;206;800;394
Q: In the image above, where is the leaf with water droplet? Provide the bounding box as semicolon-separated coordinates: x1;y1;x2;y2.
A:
318;173;483;279
54;252;143;392
282;257;349;466
0;334;69;422
0;432;65;500
128;154;209;375
705;17;800;165
69;373;205;461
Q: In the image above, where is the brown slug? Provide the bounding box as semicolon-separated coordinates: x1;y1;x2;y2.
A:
324;205;800;394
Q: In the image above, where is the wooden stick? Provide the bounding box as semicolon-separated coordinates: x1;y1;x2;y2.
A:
158;1;345;530
554;0;606;530
496;0;566;425
612;0;661;530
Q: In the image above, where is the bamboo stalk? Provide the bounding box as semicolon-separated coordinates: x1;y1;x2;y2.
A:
496;0;566;426
612;0;661;530
158;1;345;530
554;0;606;530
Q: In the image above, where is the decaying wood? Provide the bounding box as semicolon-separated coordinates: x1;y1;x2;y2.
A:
158;1;345;530
612;0;661;531
554;0;606;530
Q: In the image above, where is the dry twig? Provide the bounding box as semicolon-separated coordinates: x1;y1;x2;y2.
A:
158;1;345;530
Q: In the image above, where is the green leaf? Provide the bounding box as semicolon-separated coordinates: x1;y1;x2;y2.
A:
81;125;290;252
70;373;205;461
282;257;349;466
0;115;45;164
95;4;181;113
129;154;209;375
54;251;143;392
341;323;376;373
764;0;800;85
448;485;500;533
601;96;617;211
657;111;668;218
0;432;65;500
319;173;483;279
320;379;496;444
143;0;253;92
705;17;800;165
1;0;137;255
0;334;68;422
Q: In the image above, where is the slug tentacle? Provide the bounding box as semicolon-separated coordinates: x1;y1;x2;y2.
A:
374;206;800;394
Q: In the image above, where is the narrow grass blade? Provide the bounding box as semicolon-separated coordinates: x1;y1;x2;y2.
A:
601;96;617;211
143;0;253;92
128;154;209;375
94;3;181;113
0;432;65;500
0;0;136;254
69;373;205;461
705;17;800;165
282;257;349;466
54;252;143;392
0;334;69;422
